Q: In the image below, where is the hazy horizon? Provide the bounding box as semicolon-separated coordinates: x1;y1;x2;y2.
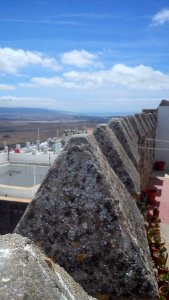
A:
0;105;139;117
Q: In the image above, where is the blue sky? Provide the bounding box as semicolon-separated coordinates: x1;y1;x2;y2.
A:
0;0;169;114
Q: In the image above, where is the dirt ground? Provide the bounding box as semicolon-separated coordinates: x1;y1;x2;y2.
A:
0;119;102;148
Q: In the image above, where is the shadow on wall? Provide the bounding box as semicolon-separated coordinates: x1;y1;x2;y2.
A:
0;200;28;234
148;176;164;187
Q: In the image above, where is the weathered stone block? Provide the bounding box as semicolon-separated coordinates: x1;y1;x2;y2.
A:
93;124;140;196
135;114;148;134
154;112;158;122
148;113;157;127
15;135;158;299
133;113;156;189
0;234;95;300
146;114;154;129
120;119;135;142
109;118;139;168
123;117;138;142
141;113;152;131
128;115;145;139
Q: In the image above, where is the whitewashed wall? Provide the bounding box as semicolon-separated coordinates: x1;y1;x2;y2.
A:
0;183;38;199
0;151;57;199
0;164;49;187
9;153;57;165
155;106;169;169
0;153;8;163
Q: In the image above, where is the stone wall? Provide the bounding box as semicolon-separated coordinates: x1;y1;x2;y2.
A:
123;113;157;190
94;112;157;194
93;111;157;194
0;234;95;300
93;124;140;197
15;112;158;300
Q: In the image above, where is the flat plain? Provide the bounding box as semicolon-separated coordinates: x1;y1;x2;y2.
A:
0;108;111;148
0;118;108;148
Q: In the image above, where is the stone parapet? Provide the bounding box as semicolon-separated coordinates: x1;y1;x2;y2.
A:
0;234;95;300
15;133;158;299
123;117;138;142
109;118;139;168
124;113;157;189
93;124;140;196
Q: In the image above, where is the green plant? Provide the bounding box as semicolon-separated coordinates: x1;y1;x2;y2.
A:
153;232;161;241
165;284;169;294
159;247;168;254
159;295;166;300
160;272;169;283
147;227;156;240
138;202;147;217
151;217;161;227
147;226;161;245
153;251;168;267
155;237;165;249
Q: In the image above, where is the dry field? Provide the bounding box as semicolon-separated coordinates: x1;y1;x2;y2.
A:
0;118;105;149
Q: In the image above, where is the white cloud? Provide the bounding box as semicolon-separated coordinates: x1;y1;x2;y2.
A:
0;96;61;108
0;18;81;26
29;63;169;91
30;76;79;88
0;84;15;91
60;50;98;68
0;48;60;74
151;8;169;26
31;76;63;86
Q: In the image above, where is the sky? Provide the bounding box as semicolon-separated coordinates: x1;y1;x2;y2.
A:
1;0;169;114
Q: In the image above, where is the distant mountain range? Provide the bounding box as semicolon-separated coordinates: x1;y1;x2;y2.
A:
0;107;73;120
0;107;110;122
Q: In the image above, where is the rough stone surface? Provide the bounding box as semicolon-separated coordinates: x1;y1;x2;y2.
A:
93;124;140;196
132;113;156;189
128;116;144;139
0;234;95;300
123;117;138;142
109;118;139;169
141;113;152;131
135;114;148;133
148;114;156;127
150;113;157;127
146;114;154;129
15;134;158;299
121;119;136;144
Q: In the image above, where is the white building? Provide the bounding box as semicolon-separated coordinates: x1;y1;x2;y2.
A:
155;100;169;169
0;140;62;201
